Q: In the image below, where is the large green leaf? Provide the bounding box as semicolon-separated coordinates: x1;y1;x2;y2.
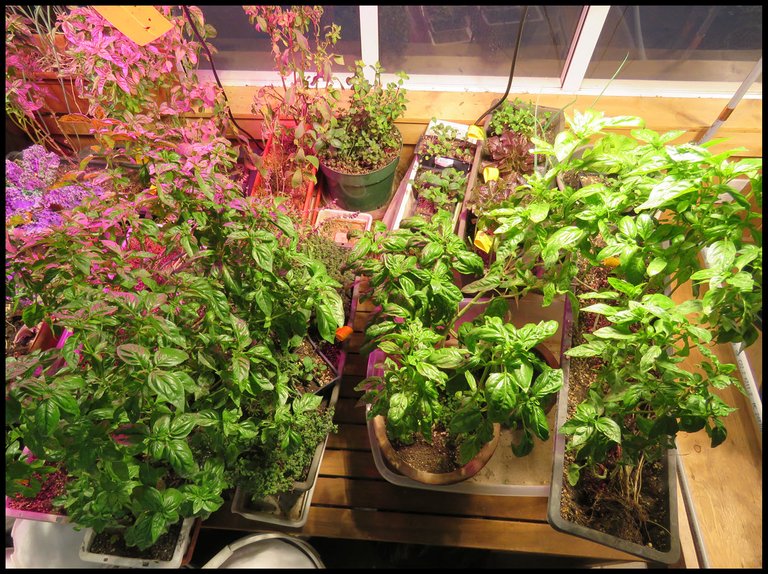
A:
449;407;483;434
595;417;622;443
532;369;563;398
117;344;150;366
486;372;516;412
315;294;345;343
635;177;694;211
154;348;188;368
251;241;274;272
148;370;186;412
707;240;736;271
167;439;198;477
35;399;60;435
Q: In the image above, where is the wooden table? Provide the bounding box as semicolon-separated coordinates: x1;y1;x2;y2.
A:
202;292;691;565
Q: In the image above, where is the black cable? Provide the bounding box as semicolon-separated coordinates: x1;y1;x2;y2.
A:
181;6;263;154
474;6;529;127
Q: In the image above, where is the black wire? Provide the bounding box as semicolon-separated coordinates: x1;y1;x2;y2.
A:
474;6;529;127
181;6;263;154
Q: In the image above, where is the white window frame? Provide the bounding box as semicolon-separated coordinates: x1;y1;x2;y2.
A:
199;5;762;101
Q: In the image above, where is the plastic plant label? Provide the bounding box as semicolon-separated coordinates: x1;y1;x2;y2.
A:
474;229;494;253
467;125;485;142
94;6;173;46
483;166;500;182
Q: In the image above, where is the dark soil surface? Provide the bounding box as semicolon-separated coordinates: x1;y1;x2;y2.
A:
392;425;461;473
292;338;336;395
7;465;69;515
88;521;183;562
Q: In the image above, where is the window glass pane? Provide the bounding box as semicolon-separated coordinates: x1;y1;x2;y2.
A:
586;6;762;83
378;6;583;77
197;5;360;72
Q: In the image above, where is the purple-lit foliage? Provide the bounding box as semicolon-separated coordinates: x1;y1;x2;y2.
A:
5;145;103;234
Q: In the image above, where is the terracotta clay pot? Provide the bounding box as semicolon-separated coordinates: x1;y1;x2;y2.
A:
371;415;501;485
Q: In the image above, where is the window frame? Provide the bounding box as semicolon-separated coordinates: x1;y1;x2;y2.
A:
197;5;762;100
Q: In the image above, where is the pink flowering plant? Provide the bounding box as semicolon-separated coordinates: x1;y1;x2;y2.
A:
59;6;222;123
56;6;232;186
243;5;342;208
5;7;82;157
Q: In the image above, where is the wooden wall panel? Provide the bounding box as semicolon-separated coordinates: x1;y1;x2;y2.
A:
36;79;762;158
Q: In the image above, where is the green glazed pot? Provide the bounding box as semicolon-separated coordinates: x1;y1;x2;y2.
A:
320;149;400;212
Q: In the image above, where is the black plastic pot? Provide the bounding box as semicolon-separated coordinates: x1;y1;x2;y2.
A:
546;298;682;564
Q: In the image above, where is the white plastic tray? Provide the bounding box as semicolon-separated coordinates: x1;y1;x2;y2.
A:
201;533;324;569
314;208;373;248
79;517;195;568
230;381;340;527
5;497;68;524
231;474;319;529
365;352;555;497
423;118;481;146
390;155;464;232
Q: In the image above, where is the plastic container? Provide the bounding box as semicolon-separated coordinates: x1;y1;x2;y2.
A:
314;208;373;248
320;147;400;213
9;519;103;569
364;294;566;496
5;496;68;524
547;297;682;564
201;533;324;568
230;380;341;527
78;517;198;568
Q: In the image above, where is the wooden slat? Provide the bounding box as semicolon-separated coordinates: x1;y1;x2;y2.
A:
338;374;364;397
674;474;700;568
203;504;640;561
318;449;382;480
38;87;762;159
333;397;366;425
671;281;762;569
342;353;368;377
312;476;547;521
326;423;370;451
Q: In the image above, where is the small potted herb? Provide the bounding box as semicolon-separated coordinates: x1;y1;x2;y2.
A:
349;210;564;484
316;60;408;212
415;119;478;173
409;166;467;225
